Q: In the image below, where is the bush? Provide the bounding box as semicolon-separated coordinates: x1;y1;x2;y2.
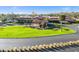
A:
75;21;79;23
64;28;70;31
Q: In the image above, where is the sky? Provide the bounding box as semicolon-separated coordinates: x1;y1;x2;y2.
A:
0;6;79;14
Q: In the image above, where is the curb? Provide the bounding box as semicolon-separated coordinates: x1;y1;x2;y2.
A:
0;40;79;52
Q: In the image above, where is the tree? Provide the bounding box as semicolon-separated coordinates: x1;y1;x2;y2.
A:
43;17;50;20
60;15;66;21
0;14;7;23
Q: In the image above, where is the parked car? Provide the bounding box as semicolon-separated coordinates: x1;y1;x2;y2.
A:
47;22;57;29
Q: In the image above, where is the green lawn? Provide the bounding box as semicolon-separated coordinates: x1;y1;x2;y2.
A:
0;26;76;38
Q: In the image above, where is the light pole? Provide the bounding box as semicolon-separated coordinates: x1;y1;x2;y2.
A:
60;21;62;32
77;24;79;33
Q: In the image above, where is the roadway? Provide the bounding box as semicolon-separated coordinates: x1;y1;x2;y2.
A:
0;24;79;52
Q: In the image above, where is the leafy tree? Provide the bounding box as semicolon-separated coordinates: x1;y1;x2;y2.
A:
60;15;66;21
43;17;50;20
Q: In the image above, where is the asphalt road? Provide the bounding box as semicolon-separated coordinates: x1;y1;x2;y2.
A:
0;24;79;52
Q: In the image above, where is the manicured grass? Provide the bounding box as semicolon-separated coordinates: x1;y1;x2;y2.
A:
0;26;76;38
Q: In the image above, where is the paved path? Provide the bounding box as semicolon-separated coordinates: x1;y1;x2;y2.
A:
0;24;79;52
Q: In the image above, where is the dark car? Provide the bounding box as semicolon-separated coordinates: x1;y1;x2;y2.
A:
47;23;57;29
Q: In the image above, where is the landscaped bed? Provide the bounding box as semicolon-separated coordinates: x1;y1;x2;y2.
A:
0;26;76;38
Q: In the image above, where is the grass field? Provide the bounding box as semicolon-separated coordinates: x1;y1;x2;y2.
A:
0;26;76;38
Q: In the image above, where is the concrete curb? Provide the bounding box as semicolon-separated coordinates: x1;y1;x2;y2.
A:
0;40;79;52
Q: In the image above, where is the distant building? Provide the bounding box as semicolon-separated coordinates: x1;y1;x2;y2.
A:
48;16;60;23
65;16;75;23
0;20;3;26
14;16;32;24
49;16;60;20
75;18;79;21
65;16;71;21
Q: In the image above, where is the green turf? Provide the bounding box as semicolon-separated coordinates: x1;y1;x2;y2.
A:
0;26;76;38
